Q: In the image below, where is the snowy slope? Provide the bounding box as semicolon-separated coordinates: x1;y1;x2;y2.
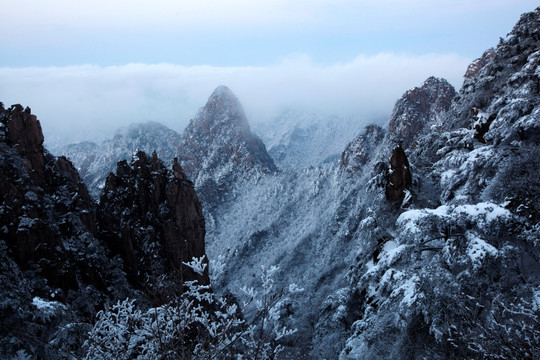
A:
254;110;367;169
202;8;540;359
338;8;540;359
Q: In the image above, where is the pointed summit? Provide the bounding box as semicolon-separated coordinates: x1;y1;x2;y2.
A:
178;86;276;209
195;85;250;132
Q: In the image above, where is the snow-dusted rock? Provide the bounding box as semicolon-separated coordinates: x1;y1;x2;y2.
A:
177;86;276;209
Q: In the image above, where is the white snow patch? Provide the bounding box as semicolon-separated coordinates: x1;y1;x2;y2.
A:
396;209;425;234
365;259;374;270
440;169;456;187
32;297;66;320
454;202;511;222
399;276;420;308
533;288;540;311
382;240;397;254
467;236;498;267
382;243;409;265
396;205;449;235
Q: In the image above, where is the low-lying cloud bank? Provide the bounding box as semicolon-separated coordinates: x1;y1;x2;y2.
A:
0;53;470;146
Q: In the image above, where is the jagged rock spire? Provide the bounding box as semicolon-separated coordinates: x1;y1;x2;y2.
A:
98;150;209;302
178;86;276;209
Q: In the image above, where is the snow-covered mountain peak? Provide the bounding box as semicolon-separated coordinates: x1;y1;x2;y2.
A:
193;85;250;134
254;109;366;170
178;86;276;210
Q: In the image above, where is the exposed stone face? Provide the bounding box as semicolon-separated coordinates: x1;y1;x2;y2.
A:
1;104;137;358
1;103;213;356
3;104;46;182
464;49;496;79
388;77;456;150
0;104;102;291
98;150;209;302
178;86;277;209
340;125;385;173
385;144;412;202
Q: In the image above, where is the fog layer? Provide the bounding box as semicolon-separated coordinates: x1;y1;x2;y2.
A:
0;53;469;146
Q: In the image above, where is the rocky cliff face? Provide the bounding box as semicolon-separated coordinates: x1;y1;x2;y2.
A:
384;144;412;203
0;103;135;358
98;151;209;302
445;8;540;135
0;104;105;291
177;86;277;209
388;76;456;150
464;48;496;79
0;104;210;358
340;125;385;173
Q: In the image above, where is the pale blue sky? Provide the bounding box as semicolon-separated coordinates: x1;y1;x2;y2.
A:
1;1;536;66
0;1;537;145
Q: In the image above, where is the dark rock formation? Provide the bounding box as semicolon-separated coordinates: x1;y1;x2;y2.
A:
98;150;209;302
58;121;183;199
340;124;385;173
0;104;133;358
385;144;412;202
464;48;496;79
3;104;46;182
177;86;277;209
388;77;456;149
0;104;102;289
1;104;212;357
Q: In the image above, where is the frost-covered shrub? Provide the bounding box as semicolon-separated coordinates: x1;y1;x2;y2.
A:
84;259;299;359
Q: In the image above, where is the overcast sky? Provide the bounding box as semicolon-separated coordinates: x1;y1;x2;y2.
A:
0;1;537;145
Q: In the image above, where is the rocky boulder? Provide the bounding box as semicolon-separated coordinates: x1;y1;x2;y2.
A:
385;144;412;202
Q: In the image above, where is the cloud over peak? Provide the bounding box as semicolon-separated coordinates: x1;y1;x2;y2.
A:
1;52;470;145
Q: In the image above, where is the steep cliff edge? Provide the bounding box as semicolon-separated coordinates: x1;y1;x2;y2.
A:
98;151;209;302
340;125;385;173
388;76;456;150
0;104;134;358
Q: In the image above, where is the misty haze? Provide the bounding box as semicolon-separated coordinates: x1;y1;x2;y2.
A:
1;2;539;359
